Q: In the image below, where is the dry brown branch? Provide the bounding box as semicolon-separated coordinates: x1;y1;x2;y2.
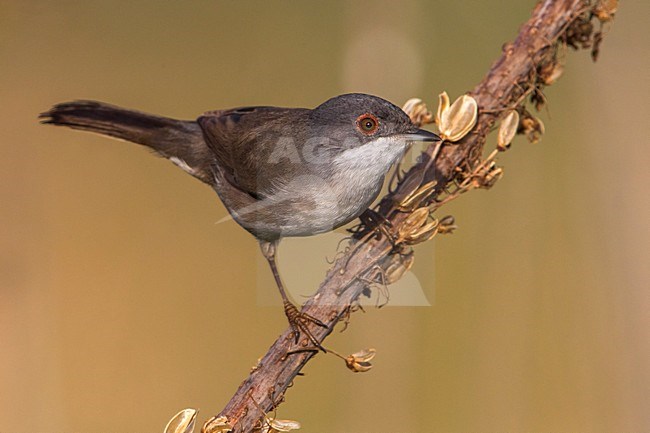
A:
202;1;615;431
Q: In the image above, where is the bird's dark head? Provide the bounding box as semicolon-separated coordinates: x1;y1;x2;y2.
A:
309;93;439;147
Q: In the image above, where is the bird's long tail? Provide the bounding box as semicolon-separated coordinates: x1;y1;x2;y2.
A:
40;100;212;184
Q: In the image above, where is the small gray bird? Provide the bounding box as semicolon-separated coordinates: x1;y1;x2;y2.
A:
40;93;440;347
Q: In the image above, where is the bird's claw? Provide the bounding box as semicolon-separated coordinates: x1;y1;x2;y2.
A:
359;209;399;247
283;301;327;352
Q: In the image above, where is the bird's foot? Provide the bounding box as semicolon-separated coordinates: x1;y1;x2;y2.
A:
283;301;328;352
357;209;398;247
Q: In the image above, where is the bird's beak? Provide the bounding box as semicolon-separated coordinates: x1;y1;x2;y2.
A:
401;128;441;142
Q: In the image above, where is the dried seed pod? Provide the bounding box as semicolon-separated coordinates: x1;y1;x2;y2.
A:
477;164;503;189
402;98;434;127
202;416;232;433
165;409;198;433
435;91;450;126
402;98;422;114
345;348;376;373
384;249;415;284
594;0;618;22
438;94;478;142
436;215;457;234
398;208;430;241
497;110;520;151
482;167;504;189
398;180;437;211
563;16;594;50
541;62;564;85
263;418;301;432
405;220;439;244
518;115;545;143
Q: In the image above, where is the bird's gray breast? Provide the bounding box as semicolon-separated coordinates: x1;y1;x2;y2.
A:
273;136;406;236
223;136;406;239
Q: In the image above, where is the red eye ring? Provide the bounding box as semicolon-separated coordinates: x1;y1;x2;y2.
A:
356;113;379;135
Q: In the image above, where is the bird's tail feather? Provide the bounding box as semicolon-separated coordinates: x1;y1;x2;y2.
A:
40;100;213;184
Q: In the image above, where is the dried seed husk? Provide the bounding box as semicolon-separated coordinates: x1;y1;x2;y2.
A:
594;0;617;22
439;94;478;142
399;181;437;210
436;215;457;234
267;418;301;432
203;416;232;433
405;220;439;244
519;115;545;143
345;348;376;373
402;98;434;126
164;409;198;433
398;208;430;240
384;250;415;284
497;110;519;151
435;92;450;125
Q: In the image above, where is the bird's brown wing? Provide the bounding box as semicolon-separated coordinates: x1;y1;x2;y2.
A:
197;106;311;198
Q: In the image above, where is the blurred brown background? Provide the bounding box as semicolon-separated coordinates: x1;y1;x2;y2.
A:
1;1;649;432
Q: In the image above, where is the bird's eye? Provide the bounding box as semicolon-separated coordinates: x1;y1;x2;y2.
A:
356;113;379;135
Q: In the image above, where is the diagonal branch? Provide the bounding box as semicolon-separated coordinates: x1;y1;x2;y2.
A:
202;1;614;432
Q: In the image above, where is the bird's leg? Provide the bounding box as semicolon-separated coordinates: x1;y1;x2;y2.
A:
259;240;327;352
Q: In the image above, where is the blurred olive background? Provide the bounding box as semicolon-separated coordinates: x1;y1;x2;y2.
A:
2;1;649;432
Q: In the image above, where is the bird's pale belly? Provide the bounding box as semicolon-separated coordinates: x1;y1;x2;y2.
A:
229;174;383;240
